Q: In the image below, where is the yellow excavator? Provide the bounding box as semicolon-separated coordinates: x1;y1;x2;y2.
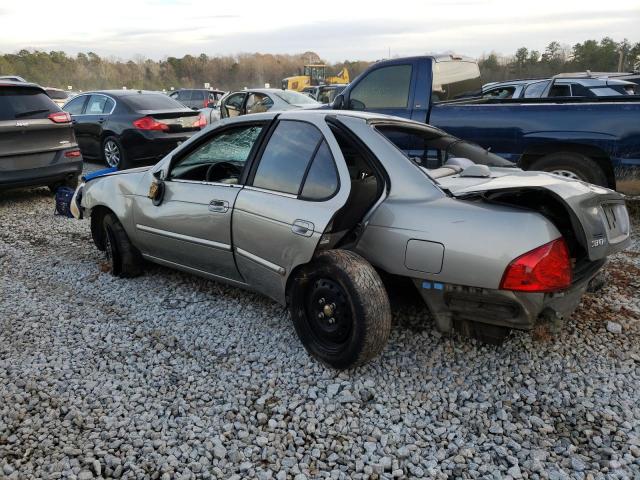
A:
282;64;350;91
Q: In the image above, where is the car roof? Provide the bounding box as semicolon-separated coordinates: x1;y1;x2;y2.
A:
81;90;171;97
0;80;47;92
235;109;445;135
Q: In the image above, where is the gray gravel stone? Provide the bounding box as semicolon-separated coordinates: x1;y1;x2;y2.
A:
0;165;639;479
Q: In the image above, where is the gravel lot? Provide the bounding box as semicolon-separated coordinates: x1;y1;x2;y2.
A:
1;163;639;480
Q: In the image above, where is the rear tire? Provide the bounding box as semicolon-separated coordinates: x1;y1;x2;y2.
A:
102;213;143;277
529;152;608;187
289;250;391;369
102;136;131;170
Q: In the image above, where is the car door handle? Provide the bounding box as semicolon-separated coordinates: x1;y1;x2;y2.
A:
208;200;229;213
98;117;106;124
292;219;314;237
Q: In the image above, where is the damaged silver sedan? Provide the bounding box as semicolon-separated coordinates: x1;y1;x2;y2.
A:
71;111;631;368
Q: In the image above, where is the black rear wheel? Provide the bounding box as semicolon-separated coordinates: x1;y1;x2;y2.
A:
103;136;131;170
290;250;391;369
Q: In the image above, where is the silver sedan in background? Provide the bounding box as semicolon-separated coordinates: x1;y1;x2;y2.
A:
71;111;630;369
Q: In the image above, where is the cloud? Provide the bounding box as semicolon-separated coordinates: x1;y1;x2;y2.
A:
0;0;638;61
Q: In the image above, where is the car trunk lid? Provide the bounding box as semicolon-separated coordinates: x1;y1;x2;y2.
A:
437;168;631;261
137;109;201;133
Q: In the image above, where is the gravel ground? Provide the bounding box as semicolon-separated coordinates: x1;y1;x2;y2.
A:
1;163;639;480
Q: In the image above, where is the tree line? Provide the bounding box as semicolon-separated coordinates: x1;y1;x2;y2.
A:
0;37;638;92
0;50;370;92
479;37;640;82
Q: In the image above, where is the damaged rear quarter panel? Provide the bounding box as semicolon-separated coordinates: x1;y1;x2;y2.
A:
355;196;562;290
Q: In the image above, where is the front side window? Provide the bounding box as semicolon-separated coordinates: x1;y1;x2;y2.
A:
349;64;412;109
170;124;263;183
63;95;87;115
549;84;571;97
246;93;273;114
252;121;322;195
483;87;515;99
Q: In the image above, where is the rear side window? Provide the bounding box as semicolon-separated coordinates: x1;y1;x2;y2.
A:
252;121;322;195
300;141;339;200
122;93;185;111
0;87;57;120
349;65;412;109
86;95;114;114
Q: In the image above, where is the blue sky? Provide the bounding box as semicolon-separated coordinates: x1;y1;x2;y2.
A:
1;0;638;60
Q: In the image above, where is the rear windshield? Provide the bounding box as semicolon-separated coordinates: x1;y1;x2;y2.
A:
432;61;482;102
46;89;70;100
375;124;512;169
0;87;58;120
121;93;187;111
273;90;320;105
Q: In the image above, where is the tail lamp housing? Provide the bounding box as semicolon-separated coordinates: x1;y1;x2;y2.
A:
500;238;572;293
133;116;169;131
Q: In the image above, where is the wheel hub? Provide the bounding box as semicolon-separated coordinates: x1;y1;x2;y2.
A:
307;279;352;349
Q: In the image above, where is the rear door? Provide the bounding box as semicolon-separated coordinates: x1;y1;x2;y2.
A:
232;117;350;303
0;85;74;170
133;121;266;281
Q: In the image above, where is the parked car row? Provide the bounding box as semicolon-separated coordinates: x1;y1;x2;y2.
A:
481;74;637;99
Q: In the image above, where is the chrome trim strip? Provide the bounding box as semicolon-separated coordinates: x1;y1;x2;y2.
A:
136;224;231;251
142;253;248;288
170;179;241;188
244;185;298;199
235;247;286;275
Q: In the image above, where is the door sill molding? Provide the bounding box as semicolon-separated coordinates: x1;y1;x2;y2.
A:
142;253;248;288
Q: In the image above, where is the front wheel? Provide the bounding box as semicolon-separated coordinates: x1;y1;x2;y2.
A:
529;152;608;187
289;250;392;369
102;213;143;277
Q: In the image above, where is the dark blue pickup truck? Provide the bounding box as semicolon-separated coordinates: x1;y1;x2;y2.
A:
331;55;640;195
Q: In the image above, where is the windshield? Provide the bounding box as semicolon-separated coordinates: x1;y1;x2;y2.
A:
273;90;320;105
375;124;512;174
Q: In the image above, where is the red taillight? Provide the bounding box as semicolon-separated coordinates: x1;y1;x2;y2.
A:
203;98;209;108
48;111;71;123
500;238;572;292
192;113;206;129
133;116;169;131
64;149;81;158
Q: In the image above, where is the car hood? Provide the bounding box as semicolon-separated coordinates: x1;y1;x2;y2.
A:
438;167;631;261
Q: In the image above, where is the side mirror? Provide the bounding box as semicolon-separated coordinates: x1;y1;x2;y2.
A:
206;101;217;108
332;94;345;110
148;174;166;206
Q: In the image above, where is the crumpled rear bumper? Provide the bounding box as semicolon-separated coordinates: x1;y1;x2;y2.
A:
413;258;606;332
